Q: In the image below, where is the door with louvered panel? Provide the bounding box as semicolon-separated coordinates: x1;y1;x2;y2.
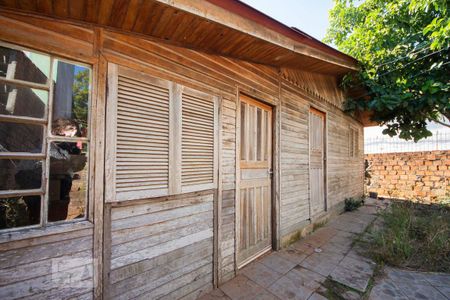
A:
309;108;326;217
238;95;272;268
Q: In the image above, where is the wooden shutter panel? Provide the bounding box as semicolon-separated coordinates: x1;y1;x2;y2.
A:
106;65;170;202
106;64;218;202
181;87;218;193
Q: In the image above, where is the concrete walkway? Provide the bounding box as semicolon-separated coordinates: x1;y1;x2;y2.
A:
200;199;450;299
369;267;450;300
200;201;382;300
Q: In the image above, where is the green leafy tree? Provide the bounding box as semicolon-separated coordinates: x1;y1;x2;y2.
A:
325;0;450;141
72;69;90;131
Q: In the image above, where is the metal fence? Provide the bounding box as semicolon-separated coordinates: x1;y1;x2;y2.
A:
365;131;450;154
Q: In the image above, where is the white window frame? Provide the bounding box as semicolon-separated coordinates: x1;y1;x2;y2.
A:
0;41;93;232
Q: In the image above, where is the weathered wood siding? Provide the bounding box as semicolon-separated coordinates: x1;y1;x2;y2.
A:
279;78;364;239
0;11;364;299
0;225;94;300
0;12;97;300
108;193;214;299
100;29;280;289
220;97;237;283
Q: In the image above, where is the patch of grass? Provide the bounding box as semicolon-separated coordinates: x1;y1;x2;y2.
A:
364;200;450;272
344;197;364;212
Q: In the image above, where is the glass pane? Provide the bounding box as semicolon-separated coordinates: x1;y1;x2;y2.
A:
257;108;262;161
0;160;43;190
0;122;44;152
0;46;50;84
52;61;90;138
240;103;246;160
48;142;88;222
0;197;41;230
0;83;47;118
249;106;254;161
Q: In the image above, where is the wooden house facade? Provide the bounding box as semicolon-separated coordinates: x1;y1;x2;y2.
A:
0;1;364;299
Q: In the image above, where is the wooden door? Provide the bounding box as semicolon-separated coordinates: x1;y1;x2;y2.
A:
309;108;326;217
238;95;272;268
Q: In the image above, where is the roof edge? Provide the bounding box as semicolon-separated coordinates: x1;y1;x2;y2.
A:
205;0;359;66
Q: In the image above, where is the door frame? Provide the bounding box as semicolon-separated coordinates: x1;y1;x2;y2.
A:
308;105;328;219
235;91;279;270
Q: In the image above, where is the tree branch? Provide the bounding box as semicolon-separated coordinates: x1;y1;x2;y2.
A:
434;119;450;128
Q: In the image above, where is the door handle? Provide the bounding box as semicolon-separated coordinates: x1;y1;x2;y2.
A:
268;169;273;175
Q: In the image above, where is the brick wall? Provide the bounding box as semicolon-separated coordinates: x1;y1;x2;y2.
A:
365;151;450;202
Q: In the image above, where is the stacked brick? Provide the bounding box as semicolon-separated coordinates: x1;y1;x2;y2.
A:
365;151;450;202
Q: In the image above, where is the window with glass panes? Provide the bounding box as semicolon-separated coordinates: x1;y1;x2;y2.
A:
0;42;91;231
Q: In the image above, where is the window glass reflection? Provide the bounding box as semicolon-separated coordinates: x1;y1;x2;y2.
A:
0;83;47;118
0;122;43;152
52;61;90;138
48;142;87;222
0;46;50;84
0;160;42;191
0;197;41;230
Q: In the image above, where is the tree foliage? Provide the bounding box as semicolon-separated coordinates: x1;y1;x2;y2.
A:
72;69;89;131
325;0;450;141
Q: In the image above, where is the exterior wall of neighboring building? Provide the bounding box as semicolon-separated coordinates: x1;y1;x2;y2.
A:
366;151;450;202
0;11;364;300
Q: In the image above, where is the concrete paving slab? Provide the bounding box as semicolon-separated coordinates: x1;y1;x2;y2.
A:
268;275;314;300
308;292;328;300
239;261;283;288
341;290;362;300
277;247;308;264
434;285;450;299
339;255;376;274
220;275;266;300
424;273;450;287
259;252;298;275
329;220;367;234
396;281;448;300
385;267;431;285
356;205;379;215
368;279;409;300
198;288;231;300
320;240;352;255
329;264;372;293
285;266;326;290
300;251;344;277
250;289;280;300
290;240;317;255
346;249;375;265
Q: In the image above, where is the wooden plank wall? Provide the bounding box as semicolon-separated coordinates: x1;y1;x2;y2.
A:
108;193;214;299
100;28;280;290
0;225;94;299
0;11;364;299
279;78;364;239
0;12;97;300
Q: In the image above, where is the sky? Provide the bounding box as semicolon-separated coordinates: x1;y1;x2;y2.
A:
240;0;334;41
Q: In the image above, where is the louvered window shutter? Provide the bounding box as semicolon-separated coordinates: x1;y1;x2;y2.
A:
106;64;218;202
106;65;171;201
181;87;218;193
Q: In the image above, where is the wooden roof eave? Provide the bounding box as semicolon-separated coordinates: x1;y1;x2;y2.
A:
0;0;359;76
162;0;359;72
